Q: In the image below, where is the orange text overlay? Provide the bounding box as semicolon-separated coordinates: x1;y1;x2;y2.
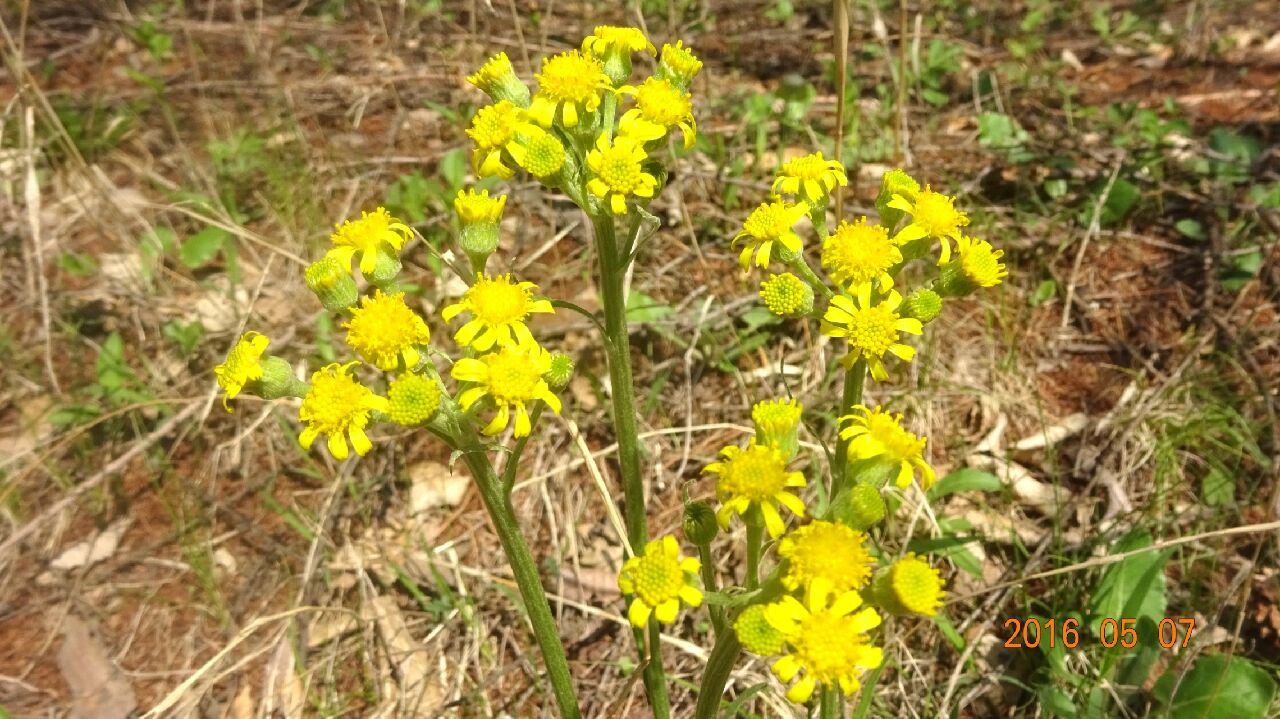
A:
1001;617;1196;650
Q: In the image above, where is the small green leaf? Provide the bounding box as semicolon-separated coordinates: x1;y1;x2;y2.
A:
933;613;965;652
181;226;229;268
1093;177;1140;227
624;289;673;323
1039;686;1079;718
1030;279;1058;306
438;148;467;190
1153;655;1277;719
1220;248;1262;291
1201;467;1234;507
927;468;1003;501
1174;218;1206;241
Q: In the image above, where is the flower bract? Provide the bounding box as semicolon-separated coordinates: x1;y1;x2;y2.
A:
617;535;702;628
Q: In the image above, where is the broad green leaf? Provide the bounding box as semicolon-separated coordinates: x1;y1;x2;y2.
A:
927;468;1003;501
181;226;228;268
1153;655;1277;719
437;148;467;190
1095;177;1140;227
1030;279;1058;306
624;289;673;323
1087;529;1169;635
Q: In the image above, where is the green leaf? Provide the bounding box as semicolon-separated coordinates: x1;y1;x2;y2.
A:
1087;529;1169;634
1030;279;1058;306
933;613;965;652
624;289;673;323
1201;467;1234;507
437;148;467;190
1174;218;1206;241
1153;655;1277;719
906;534;983;577
1039;687;1078;718
1220;248;1263;291
927;468;1003;501
1093;177;1140;228
181;226;229;268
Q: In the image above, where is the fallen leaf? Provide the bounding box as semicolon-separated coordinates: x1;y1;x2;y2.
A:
365;595;446;713
58;616;137;719
263;638;304;719
51;519;131;571
409;461;468;512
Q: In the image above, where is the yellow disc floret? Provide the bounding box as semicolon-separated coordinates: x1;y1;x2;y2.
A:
386;373;442;426
759;273;813;317
821;218;902;291
298;362;389;460
766;578;883;704
441;274;554;351
586;134;658;215
326;207;413;275
733;198;809;271
735;604;785;656
214;331;269;410
452;340;561;438
821;285;922;380
516;129;567;179
887;185;970;263
657;40;703;89
778;520;872;592
528;50;610;128
773;152;847;204
617;535;703;628
619;77;697;149
839;405;935;489
703;442;806;537
343;290;432;371
875;553;946;617
954;234;1007;287
752;397;803;458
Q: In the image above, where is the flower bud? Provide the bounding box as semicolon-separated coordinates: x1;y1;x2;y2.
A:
455;188;506;270
734;604;784;656
829;481;886;531
583;26;654;86
365;247;402;289
387;372;442;426
257;356;308;399
305;255;358;312
682;500;718;545
936;236;1007;298
900;288;942;324
657;40;703;91
876;168;921;229
759;273;813;318
751;398;802;460
869;553;946;617
517;130;568;181
467;52;531;107
545;352;575;391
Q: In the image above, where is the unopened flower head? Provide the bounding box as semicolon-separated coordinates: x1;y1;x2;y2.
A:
938;234;1007;296
831;480;887;531
773;152;847;205
529;50;611;129
298;362;389;460
452;340;561;438
619;77;696;150
873;553;946;617
766;578;883;704
657;40;703;90
821;217;902;292
467;51;531;107
682;500;718;545
467;101;539;179
875;168;921;227
735;604;785;656
617;535;702;628
327;207;412;277
704;442;806;537
305;255;358;312
516;129;567;179
343;290;431;371
759;273;813;317
586;134;658;215
839;405;935;489
545;352;575;391
214;331;269;410
733;198;808;271
583;25;654;84
900;288;943;324
777;520;872;592
752;397;803;459
821;286;922;381
888;185;969;264
441;274;554;352
386;372;442;426
454;188;507;263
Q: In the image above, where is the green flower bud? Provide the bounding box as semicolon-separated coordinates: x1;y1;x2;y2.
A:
900;288;943;324
734;604;784;656
657;40;703;92
876;168;921;229
759;272;814;318
545;352;575;391
305;255;358;312
829;481;886;531
257;356;308;400
682;500;718;545
517;130;567;181
752;398;803;460
467;52;531;107
387;372;442;426
365;246;402;288
936;235;1008;298
455;188;506;270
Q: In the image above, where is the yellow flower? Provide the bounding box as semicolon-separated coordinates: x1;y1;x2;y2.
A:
873;553;946;617
617;535;703;628
583;25;655;57
441;274;555;351
586;134;658;215
528;50;611;128
466;101;539;179
454;188;506;224
759;272;814;317
619;77;697;149
838;405;935;489
657;40;703;90
327;207;413;276
886;186;969;263
773;152;847;204
735;604;785;656
940;234;1007;293
766;577;883;704
298;362;389;460
820;286;922;380
452;340;562;437
386;373;441;427
703;442;806;537
342;290;431;371
821;218;902;292
733;198;809;270
467;51;530;106
214;331;269;410
777;520;872;592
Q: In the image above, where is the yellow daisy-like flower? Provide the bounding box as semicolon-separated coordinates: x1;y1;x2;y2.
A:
820;285;922;380
452;340;562;437
582;25;656;58
887;185;970;263
951;234;1007;286
657;40;703;89
466;100;539;179
821;218;902;292
214;331;269;410
327;207;413;276
703;442;806;537
777;520;872;592
733;198;809;271
441;274;555;351
298;362;389;460
773;152;847;204
617;535;703;628
838;405;935;489
735;604;785;656
874;553;946;617
766;577;883;704
619;77;697;150
454;188;506;225
586;134;658;215
759;272;814;317
342;290;431;371
528;50;611;129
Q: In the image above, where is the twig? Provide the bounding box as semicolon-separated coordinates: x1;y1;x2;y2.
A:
563;417;633;558
22;105;60;395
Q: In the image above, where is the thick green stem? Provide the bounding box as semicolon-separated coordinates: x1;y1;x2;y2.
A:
790;256;835;300
745;515;764;590
831;358;867;498
697;542;725;635
820;685;840;718
692;627;743;719
456;435;581;718
644;622;670;718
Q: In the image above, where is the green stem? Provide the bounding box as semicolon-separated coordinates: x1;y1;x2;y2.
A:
697;542;725;635
850;663;883;719
692;627;743;719
456;431;581;718
644;622;670;718
831;358;867;499
790;256;835;299
820;685;840;718
501;403;544;497
745;510;764;590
